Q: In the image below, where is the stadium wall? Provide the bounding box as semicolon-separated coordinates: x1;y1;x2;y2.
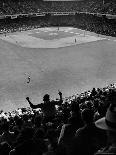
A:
0;12;116;37
1;12;116;20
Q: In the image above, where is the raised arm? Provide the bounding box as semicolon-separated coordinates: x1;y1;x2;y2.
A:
26;97;42;109
55;91;63;105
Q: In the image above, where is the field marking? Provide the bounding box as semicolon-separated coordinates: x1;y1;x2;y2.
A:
49;33;58;36
75;33;81;35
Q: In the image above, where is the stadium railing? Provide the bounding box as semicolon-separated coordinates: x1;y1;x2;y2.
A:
0;12;116;20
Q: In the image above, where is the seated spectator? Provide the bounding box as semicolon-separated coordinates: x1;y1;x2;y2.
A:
58;115;83;155
14;127;34;147
33;115;44;132
13;117;24;135
0;141;11;155
57;102;83;155
0;121;15;147
71;108;106;155
10;127;47;155
45;129;58;155
32;128;47;155
21;114;32;128
95;103;116;154
69;101;83;128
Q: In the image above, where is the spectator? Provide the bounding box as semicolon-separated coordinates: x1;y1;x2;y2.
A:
10;127;47;155
33;115;43;131
58;115;83;155
0;142;11;155
45;129;58;155
0;121;15;147
26;91;63;124
13;117;24;134
95;103;116;154
14;127;34;147
71;108;106;155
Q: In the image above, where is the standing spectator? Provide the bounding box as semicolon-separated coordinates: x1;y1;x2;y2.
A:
26;91;63;124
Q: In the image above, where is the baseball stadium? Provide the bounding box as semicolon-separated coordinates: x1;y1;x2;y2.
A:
0;0;116;155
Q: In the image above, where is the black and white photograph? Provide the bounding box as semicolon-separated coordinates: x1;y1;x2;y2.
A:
0;0;116;154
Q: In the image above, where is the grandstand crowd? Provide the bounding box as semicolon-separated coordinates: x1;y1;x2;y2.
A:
0;83;116;155
1;13;116;37
0;0;116;154
0;0;116;15
0;0;116;37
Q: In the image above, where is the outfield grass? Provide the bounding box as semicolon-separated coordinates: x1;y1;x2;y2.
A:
0;27;116;111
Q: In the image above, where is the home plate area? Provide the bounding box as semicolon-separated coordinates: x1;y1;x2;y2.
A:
0;27;105;48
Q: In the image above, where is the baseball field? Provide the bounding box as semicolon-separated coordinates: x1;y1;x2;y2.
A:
0;27;116;111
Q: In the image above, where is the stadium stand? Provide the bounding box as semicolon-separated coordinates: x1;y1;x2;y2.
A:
0;83;116;154
0;0;115;37
0;0;115;15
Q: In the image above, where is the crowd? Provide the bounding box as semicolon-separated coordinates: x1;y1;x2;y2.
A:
0;0;38;15
74;13;116;37
0;16;49;34
0;0;116;37
0;0;116;15
0;83;116;154
0;12;116;37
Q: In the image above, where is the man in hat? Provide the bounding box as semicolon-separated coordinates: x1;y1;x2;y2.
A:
95;103;116;154
26;91;63;124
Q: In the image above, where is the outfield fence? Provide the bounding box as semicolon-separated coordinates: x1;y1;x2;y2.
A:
0;11;116;19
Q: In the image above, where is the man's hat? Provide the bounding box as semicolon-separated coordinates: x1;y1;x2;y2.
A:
95;104;116;132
